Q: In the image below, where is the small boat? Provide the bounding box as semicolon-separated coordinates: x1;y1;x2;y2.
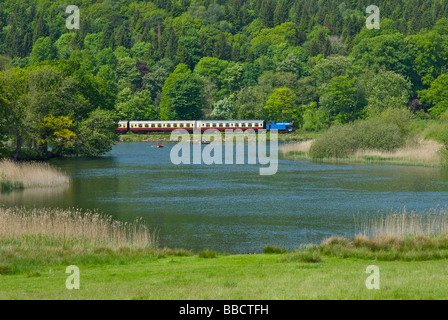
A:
157;143;164;148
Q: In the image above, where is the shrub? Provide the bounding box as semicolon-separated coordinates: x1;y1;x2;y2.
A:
283;250;323;263
309;117;405;159
263;245;287;254
198;249;217;258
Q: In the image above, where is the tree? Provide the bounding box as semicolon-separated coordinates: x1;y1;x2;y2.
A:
320;76;362;124
211;97;235;119
37;114;77;157
30;37;55;63
0;68;31;159
419;74;448;118
54;33;75;59
366;71;411;117
116;57;141;91
264;87;300;123
159;63;191;120
142;66;169;100
406;31;448;87
115;88;158;120
167;73;204;120
75;108;119;157
350;33;414;83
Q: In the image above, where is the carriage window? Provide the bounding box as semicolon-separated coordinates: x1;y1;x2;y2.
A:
180;124;184;128
247;123;252;127
241;123;246;127
173;124;177;128
151;124;155;128
158;124;162;127
145;124;149;128
219;123;224;127
139;124;142;128
212;123;216;127
226;123;230;127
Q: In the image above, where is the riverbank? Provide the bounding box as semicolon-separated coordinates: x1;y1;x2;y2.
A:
2;207;448;299
119;131;321;143
280;139;446;167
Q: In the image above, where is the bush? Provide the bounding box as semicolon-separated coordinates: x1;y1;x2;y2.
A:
198;249;217;258
283;250;323;263
263;245;287;254
309;116;405;159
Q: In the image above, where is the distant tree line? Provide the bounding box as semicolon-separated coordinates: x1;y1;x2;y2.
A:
1;0;448;158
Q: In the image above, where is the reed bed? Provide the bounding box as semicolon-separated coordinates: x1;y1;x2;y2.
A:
0;159;70;189
279;140;313;154
0;207;158;249
355;207;448;239
280;139;443;165
309;207;448;261
353;139;442;164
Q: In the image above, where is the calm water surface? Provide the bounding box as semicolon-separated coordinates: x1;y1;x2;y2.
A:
2;142;448;253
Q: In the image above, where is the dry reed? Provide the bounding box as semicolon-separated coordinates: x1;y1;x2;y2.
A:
0;207;158;249
353;139;443;164
280;139;443;165
355;207;448;239
279;140;314;155
0;159;70;188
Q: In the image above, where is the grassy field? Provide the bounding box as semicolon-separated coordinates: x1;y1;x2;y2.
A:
2;252;448;300
2;207;448;299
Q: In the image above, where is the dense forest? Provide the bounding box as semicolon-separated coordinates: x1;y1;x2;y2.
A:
1;0;448;159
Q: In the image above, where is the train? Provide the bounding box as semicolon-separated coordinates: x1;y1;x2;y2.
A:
117;120;294;133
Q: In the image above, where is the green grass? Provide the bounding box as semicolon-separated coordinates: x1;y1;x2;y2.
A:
2;253;448;299
3;207;448;299
2;233;448;299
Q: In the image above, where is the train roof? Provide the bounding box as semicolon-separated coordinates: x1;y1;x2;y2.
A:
198;120;264;123
125;120;265;123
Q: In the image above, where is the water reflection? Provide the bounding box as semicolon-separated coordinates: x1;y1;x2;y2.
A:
0;185;70;206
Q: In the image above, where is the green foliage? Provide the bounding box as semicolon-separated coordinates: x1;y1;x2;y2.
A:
366;71;411;117
263;245;287;254
1;0;448;160
211;97;235;120
425;111;448;162
30;37;55;63
419;74;448;118
167;73;204;120
319;76;362;124
309;112;410;159
198;249;217;258
75;109;119;157
264;87;299;122
116;88;157;121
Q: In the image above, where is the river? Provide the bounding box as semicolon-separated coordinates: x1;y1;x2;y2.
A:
1;142;448;253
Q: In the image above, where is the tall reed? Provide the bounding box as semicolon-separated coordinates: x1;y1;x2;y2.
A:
0;207;158;249
355;207;448;239
0;159;70;188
